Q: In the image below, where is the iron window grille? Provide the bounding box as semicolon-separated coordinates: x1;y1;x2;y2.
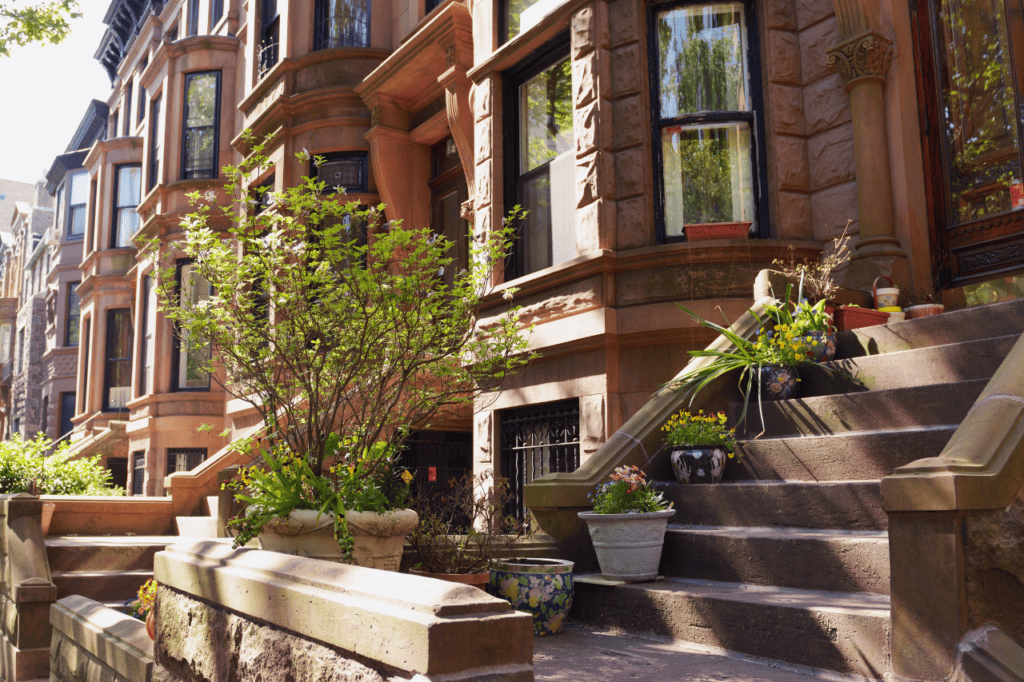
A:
166;448;207;475
104;309;133;412
181;71;221;180
149;95;162;191
258;0;280;78
399;431;472;502
313;151;368;193
132;451;146;495
65;282;80;346
66;171;88;239
313;0;371;50
647;0;769;242
501;399;580;523
112;164;142;248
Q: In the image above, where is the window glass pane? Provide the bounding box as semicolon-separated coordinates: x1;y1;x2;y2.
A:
657;3;748;119
519;172;552;273
67;284;80;345
183;73;218;179
519;58;573;172
143;275;156;395
506;0;545;40
935;0;1024;224
178;263;212;389
315;0;370;48
661;122;754;235
106;309;133;410
70;171;89;205
69;206;86;236
117;166;142;206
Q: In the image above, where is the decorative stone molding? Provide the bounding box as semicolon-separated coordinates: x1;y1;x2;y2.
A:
826;30;893;87
439;66;476;203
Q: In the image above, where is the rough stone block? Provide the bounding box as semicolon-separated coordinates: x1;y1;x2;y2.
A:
608;0;640;47
476;116;493;163
799;17;840;86
615;195;651;249
49;596;153;682
577;150;615;207
810;180;858;240
768;83;805;136
807;123;855;190
614;146;646;199
795;0;834;31
474;77;494;122
773;135;810;192
612;95;646;149
767;30;802;86
476;160;492;207
573;50;610;107
774;192;813;240
610;43;643;98
575;98;612;155
803;73;851;135
571;3;609;58
576;199;613;254
765;0;798;30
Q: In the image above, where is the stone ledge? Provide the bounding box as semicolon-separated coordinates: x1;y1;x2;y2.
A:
154;540;533;678
50;596;153;682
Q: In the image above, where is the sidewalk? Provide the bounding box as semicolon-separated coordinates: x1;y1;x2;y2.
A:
534;626;843;681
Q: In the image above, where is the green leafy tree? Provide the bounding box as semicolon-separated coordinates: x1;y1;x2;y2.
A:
0;434;123;495
0;0;80;57
147;133;533;481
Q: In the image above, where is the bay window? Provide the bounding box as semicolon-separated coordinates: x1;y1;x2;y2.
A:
314;0;371;50
181;72;220;180
651;1;766;240
172;261;212;391
113;165;142;248
505;35;574;279
104;309;133;411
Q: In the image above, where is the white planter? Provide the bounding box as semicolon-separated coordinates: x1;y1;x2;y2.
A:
578;509;675;582
258;508;418;571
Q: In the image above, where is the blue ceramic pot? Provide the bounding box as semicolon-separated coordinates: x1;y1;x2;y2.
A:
798;331;837;363
668;446;729;484
489;557;574;636
758;364;799;401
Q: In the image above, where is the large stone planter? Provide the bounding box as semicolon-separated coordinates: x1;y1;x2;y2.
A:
259;508;418;571
578;509;675;582
489;558;575;636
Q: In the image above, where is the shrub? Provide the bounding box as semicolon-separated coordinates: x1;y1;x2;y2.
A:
0;434;124;496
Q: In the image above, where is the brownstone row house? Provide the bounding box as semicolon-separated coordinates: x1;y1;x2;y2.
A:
14;0;1020;516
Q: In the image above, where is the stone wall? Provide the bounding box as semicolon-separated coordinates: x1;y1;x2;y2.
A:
50;596;153;682
11;295;48;436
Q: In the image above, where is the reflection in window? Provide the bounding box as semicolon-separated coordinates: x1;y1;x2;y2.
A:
174;262;212;390
67;171;88;238
654;3;758;238
66;283;80;346
149;95;162;191
314;0;371;49
104;309;133;411
934;0;1024;224
114;165;142;247
140;275;156;396
510;49;574;278
181;72;220;180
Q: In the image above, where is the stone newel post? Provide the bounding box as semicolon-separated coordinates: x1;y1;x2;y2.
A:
827;3;909;288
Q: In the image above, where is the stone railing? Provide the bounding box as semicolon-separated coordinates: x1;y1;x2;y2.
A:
42;495;176;536
881;331;1024;680
0;494;57;681
50;596;153;682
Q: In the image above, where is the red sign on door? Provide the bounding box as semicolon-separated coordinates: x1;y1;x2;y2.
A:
428;467;437;482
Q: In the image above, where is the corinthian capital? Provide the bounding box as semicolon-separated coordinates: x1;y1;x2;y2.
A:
827;30;893;86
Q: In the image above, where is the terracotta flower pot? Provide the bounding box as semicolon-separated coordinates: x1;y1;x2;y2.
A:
409;567;491;590
834;305;890;331
145;608;156;640
905;303;944;319
684;221;751;241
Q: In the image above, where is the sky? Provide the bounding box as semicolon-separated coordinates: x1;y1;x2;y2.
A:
0;0;113;185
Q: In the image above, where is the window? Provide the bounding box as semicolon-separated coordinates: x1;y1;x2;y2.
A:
259;0;280;77
187;0;200;35
124;82;133;135
166;448;207;474
113;165;142;248
16;328;24;370
110;110;119;138
0;323;11;363
104;309;133;411
59;392;75;438
87;177;97;252
138;85;146;125
314;0;371;50
505;35;574;279
66;283;81;346
210;0;224;27
172;261;212;390
80;319;90;412
500;399;580;522
313;152;368;193
131;451;145;495
108;457;128;490
651;1;766;240
181;72;220;180
430;138;469;286
66;171;88;238
166;23;179;40
503;0;554;41
40;396;48;436
140;275;156;396
149;95;162;191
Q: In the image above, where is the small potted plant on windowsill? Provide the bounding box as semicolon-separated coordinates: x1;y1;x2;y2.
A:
578;466;675;583
660;409;737;484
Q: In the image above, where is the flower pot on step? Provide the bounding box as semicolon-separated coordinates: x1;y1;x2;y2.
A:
759;364;799;401
797;330;836;363
905;303;944;319
667;446;729;484
834;305;890;331
489;557;575;636
873;276;900;309
578;509;675;583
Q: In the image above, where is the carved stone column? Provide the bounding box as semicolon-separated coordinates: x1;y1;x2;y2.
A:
827;28;909;288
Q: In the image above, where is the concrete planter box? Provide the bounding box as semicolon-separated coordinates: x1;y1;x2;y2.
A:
578;509;676;582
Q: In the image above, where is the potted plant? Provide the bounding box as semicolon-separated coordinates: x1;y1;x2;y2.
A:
407;471;527;588
904;290;945;318
578;465;675;583
489;556;577;636
661;409;737;484
873;276;900;309
127;579;158;640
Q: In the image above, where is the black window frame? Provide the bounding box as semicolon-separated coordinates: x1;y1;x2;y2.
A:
59;392;76;439
502;31;572;281
66;170;89;239
123;82;133;135
171;259;213;392
80;319;90;413
313;0;372;50
103;308;133;413
166;448;207;475
180;71;221;180
131;450;146;495
40;395;48;436
312;151;369;193
112;164;143;249
149;95;162;191
646;0;769;243
65;282;81;346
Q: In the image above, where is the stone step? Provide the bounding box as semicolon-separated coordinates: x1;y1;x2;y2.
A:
732;425;957;481
661;525;889;596
571;577;890;679
835;298;1024;358
653;480;886;531
50;569;153;604
730;379;986;440
46;537;175;572
801;335;1017;396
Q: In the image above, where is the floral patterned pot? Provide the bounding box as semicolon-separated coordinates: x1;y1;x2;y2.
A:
578;509;676;583
798;330;836;363
489;558;575;636
758;364;799;401
667;446;728;484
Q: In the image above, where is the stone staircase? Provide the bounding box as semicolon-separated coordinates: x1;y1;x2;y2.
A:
570;299;1024;679
47;537;177;611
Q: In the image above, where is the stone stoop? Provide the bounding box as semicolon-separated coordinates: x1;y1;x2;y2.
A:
568;298;1024;679
175;495;220;538
46;537;178;611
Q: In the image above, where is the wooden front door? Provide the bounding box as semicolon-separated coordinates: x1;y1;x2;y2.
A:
912;0;1024;286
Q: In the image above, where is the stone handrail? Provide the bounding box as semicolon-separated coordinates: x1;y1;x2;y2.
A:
881;331;1024;511
50;596;153;682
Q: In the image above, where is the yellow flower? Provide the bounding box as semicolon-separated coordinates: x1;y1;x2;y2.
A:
401;470;414;484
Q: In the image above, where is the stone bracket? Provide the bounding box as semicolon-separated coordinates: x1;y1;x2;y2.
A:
439;65;475;205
